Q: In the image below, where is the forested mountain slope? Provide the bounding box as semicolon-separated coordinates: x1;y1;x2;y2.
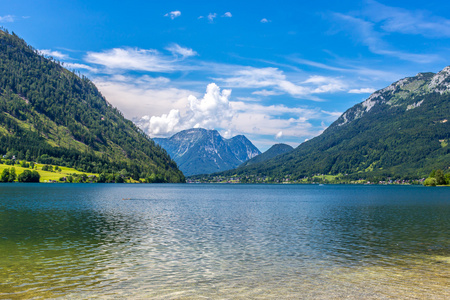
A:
239;143;293;167
216;68;450;181
154;128;260;176
0;29;184;182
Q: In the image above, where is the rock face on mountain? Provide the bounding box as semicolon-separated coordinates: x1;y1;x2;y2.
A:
154;128;260;176
240;143;293;167
218;67;450;180
0;29;184;182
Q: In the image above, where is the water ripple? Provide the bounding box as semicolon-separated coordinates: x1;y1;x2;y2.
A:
0;184;448;298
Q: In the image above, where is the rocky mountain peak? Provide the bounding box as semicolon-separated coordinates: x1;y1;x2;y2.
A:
428;66;450;92
335;66;450;127
154;128;260;176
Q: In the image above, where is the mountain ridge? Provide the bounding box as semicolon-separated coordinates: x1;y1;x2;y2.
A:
239;143;293;168
154;128;260;176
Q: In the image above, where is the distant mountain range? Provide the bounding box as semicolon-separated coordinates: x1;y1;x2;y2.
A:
212;67;450;181
154;128;260;176
0;29;184;182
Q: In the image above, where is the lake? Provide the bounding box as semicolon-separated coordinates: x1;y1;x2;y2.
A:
0;184;449;299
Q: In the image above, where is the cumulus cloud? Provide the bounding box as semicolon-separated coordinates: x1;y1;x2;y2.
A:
140;110;181;136
165;44;197;58
135;82;337;148
208;13;217;22
137;83;234;136
0;15;15;23
165;11;181;20
39;49;68;59
222;12;232;18
348;88;376;94
261;18;270;23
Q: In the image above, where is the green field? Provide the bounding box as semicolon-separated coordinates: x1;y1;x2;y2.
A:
0;163;98;182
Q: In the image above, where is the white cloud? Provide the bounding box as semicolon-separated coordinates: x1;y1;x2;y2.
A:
137;83;234;136
261;18;270;23
348;88;376;94
165;44;197;58
219;67;346;98
165;11;181;20
303;76;347;93
222;12;232;18
364;1;450;38
39;49;68;59
252;89;282;96
85;46;198;72
208;13;217;22
0;15;15;23
140;110;182;136
64;62;98;73
115;81;341;149
93;75;195;118
236;96;260;102
332;12;439;63
229;101;322;139
85;48;178;72
290;57;402;82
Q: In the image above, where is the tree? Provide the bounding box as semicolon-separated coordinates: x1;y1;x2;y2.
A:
115;174;125;183
25;150;31;161
0;168;10;182
435;169;446;185
9;167;16;182
423;177;437;186
445;173;450;185
18;170;40;182
429;170;436;178
97;173;107;183
42;165;53;172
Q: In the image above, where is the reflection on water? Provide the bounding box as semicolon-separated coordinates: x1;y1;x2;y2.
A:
0;184;449;298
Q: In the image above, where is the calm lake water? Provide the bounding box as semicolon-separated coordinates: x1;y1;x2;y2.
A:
0;184;449;299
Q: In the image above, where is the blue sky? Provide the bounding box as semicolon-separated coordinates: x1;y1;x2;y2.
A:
2;0;450;151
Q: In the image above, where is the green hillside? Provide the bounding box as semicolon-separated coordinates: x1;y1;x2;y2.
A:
0;29;184;183
239;143;293;167
212;68;450;182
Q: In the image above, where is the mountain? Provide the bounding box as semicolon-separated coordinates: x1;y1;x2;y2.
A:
240;143;293;167
0;29;184;182
154;128;260;176
215;67;450;181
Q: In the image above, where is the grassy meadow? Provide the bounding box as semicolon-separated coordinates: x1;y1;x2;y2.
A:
0;162;98;182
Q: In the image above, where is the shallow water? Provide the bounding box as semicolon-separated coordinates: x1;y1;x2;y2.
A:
0;184;449;299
